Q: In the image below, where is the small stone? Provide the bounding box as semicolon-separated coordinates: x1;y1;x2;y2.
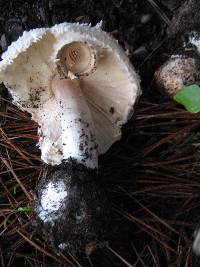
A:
22;15;28;24
133;46;148;59
0;34;7;52
39;7;46;23
193;228;200;256
141;14;152;24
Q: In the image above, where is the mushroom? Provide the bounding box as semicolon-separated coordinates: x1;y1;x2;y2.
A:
0;22;141;167
0;22;141;252
154;55;200;97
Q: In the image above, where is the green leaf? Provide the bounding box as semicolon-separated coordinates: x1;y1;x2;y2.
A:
173;84;200;113
17;207;32;212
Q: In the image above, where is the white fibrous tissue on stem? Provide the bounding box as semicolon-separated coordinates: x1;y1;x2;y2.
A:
36;178;70;224
41;180;68;212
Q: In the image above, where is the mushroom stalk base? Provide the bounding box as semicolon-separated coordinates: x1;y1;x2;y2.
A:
33;160;109;253
52;78;98;169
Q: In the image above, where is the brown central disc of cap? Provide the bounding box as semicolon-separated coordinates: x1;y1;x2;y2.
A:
59;41;97;77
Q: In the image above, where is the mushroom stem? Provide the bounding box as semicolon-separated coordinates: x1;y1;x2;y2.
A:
52;77;98;169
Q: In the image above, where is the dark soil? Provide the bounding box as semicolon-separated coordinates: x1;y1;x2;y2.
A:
167;0;200;37
1;0;200;266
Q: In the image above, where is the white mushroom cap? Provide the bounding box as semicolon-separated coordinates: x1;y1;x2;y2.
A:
154;55;200;96
0;22;141;165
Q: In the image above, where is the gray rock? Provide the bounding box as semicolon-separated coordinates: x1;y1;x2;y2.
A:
0;34;7;52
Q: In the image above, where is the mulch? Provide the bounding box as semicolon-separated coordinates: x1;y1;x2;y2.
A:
1;0;200;266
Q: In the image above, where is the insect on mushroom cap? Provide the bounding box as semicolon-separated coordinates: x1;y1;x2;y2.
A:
0;22;141;165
